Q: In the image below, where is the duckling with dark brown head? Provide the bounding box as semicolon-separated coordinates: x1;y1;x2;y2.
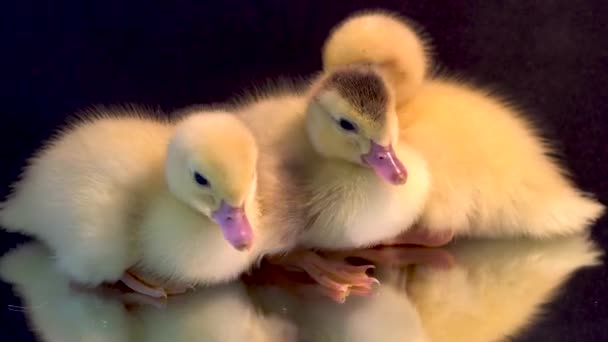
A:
322;10;604;242
237;64;431;302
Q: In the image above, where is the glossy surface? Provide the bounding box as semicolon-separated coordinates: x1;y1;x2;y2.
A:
0;236;603;342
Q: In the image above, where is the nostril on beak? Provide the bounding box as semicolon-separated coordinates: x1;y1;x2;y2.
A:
393;173;407;184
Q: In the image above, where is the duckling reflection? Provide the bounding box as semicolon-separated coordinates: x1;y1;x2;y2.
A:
0;242;296;342
2;236;601;342
253;280;428;342
133;280;296;342
0;242;134;342
249;234;600;342
248;249;445;342
408;234;601;342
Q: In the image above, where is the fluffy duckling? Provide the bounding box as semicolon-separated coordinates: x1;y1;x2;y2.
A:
0;107;261;297
322;11;605;240
236;65;432;301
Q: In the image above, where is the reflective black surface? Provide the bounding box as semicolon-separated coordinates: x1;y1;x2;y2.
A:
0;236;604;341
1;0;607;340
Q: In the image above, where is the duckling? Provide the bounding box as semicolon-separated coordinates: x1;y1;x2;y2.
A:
236;65;432;302
0;106;261;298
321;11;605;240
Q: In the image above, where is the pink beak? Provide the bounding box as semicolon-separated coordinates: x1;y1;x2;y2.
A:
212;201;254;251
361;140;408;185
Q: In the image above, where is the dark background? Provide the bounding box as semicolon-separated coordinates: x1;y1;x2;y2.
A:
1;0;607;340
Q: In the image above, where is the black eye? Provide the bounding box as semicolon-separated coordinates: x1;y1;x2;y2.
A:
338;118;357;132
193;172;209;186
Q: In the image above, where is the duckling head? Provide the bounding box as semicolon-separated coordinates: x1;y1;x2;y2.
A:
305;65;407;185
166;111;258;251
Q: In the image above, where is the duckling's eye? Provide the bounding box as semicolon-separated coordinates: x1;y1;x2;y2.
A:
338;118;358;132
193;171;209;186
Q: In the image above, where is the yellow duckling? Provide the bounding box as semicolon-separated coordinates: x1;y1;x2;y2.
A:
0;107;262;297
236;64;431;302
322;10;604;240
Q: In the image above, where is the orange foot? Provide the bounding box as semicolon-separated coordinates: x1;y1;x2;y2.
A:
118;270;192;299
69;281;168;310
381;228;454;248
119;292;168;311
266;250;378;303
324;245;456;270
